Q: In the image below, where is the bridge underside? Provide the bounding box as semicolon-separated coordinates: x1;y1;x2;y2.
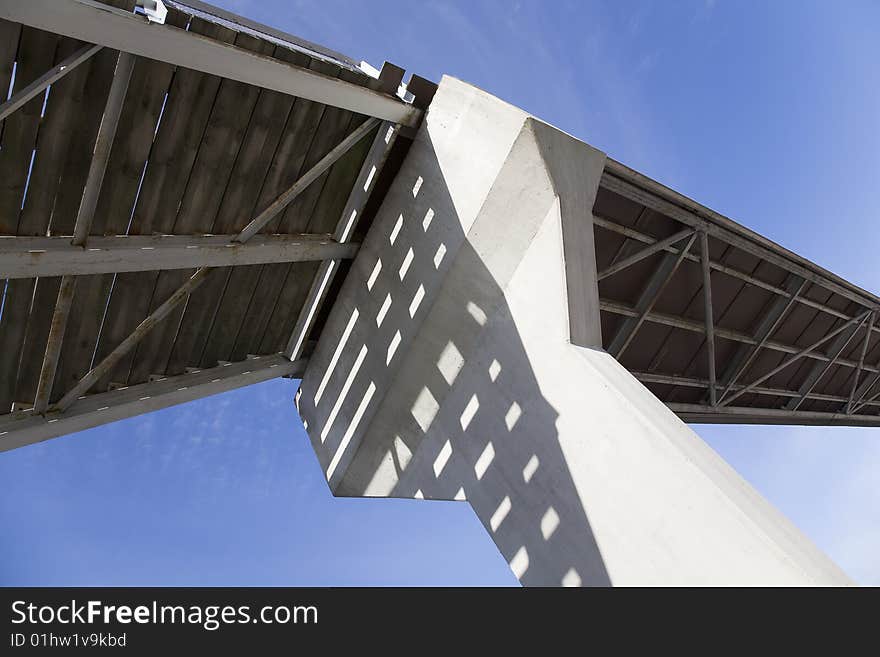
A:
2;1;879;453
295;76;854;585
595;164;880;427
0;0;430;448
0;0;872;587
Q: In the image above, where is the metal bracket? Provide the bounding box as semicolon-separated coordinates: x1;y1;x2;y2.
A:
137;0;168;24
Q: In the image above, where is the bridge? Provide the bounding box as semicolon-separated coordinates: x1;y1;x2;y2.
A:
0;0;869;585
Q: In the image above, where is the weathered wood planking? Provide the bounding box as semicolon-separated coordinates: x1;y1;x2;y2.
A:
199;57;344;367
265;116;374;355
198;80;371;370
261;115;375;356
277;113;353;234
196;47;311;368
0;29;58;231
0;19;22;137
161;30;277;377
3;2;135;407
254;112;374;356
16;38;86;238
219;58;345;363
306;116;373;235
5;37;86;407
85;8;190;393
91;10;190;238
244;87;371;358
107;16;238;387
0;27;61;411
46;43;134;403
258;260;321;355
177;57;374;371
239;99;360;359
0;4;388;414
0;19;22;409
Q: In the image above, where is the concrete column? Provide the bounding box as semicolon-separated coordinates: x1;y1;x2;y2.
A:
296;76;850;586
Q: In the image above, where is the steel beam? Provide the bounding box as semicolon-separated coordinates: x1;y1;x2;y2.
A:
785;313;867;411
606;206;649;267
0;0;421;127
633;370;880;409
854;387;880;415
852;367;880;414
699;230;717;405
593;214;854;325
598;299;878;375
0;234;360;278
845;312;875;413
0;43;102;122
669;402;880;427
284;121;400;360
601;161;880;311
597;228;693;281
721;311;871;407
718;275;807;403
608;233;697;358
0;354;305;452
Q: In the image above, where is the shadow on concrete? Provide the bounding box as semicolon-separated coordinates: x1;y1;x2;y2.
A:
299;117;611;586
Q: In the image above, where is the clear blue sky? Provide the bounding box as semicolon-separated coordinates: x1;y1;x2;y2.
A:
1;0;878;585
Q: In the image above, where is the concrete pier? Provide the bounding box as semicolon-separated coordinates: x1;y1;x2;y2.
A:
296;76;850;586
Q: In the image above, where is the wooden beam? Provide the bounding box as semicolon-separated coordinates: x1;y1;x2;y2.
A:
0;354;305;452
54;267;213;411
0;43;102;122
284;121;400;360
0;233;360;278
0;0;421;127
235;117;380;243
50;117;375;411
71;51;137;246
33;51;135;414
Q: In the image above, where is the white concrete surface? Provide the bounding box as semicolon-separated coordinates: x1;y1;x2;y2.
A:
296;76;851;586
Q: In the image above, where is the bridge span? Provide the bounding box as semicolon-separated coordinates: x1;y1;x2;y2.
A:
0;0;869;585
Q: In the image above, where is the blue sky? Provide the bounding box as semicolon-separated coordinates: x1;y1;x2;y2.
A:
1;0;878;585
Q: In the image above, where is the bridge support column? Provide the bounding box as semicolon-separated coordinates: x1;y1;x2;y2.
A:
296;76;849;585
